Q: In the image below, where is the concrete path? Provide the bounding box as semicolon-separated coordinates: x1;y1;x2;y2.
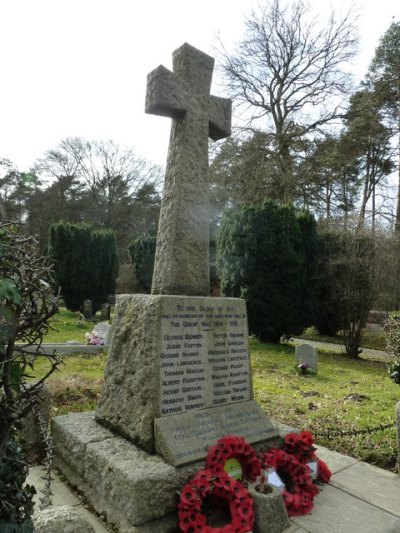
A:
28;444;400;533
292;338;391;363
28;466;109;532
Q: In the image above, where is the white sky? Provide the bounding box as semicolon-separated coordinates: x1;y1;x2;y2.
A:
0;0;399;172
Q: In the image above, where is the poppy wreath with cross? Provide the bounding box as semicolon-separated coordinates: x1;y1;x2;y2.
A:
258;448;319;516
283;431;332;484
178;469;254;533
205;435;261;482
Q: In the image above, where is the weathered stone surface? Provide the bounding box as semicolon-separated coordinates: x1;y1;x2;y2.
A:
397;401;400;475
52;412;201;528
248;483;290;533
85;437;199;525
295;343;318;371
96;294;162;452
155;401;277;466
96;293;279;459
33;506;96;533
145;42;231;296
52;412;114;477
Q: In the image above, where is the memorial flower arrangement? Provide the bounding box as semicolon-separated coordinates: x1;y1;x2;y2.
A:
178;432;331;531
296;362;316;376
282;431;332;484
205;435;260;482
258;448;318;516
178;469;254;533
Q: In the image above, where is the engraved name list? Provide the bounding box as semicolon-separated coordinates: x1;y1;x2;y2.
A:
159;300;251;416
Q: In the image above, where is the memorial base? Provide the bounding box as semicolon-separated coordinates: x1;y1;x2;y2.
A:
52;412;282;531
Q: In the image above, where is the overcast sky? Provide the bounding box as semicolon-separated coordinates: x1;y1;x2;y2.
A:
0;0;399;172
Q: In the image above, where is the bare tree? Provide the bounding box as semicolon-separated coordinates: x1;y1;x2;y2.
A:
35;138;163;254
219;0;358;203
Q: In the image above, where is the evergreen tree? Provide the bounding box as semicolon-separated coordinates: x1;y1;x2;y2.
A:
216;201;317;342
128;235;156;293
48;222;118;312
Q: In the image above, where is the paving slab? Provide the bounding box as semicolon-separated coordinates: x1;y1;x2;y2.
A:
330;461;400;517
291;483;400;533
314;444;358;474
28;466;109;532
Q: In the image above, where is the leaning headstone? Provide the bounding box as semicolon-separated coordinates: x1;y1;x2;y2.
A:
83;299;93;320
100;303;111;321
396;401;400;476
86;321;111;346
295;343;318;372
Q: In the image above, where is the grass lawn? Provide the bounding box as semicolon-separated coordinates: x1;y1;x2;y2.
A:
251;338;398;470
31;335;399;472
43;307;100;343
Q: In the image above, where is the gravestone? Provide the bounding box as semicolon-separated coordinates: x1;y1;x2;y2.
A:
86;321;111;346
53;43;279;532
83;299;93;320
100;303;111;321
295;343;318;371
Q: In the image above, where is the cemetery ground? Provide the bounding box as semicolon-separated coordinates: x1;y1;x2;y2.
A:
32;314;399;472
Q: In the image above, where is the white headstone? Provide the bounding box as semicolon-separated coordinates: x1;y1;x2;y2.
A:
295;343;318;371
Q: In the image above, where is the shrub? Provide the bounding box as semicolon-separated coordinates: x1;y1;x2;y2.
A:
216;201;318;342
315;226;383;357
384;314;400;384
128;234;156;293
48;222;119;312
0;222;59;530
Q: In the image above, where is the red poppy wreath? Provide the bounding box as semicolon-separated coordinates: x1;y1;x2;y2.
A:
283;431;332;483
259;448;319;516
205;435;260;482
178;469;254;533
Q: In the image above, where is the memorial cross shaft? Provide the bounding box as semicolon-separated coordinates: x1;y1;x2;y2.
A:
145;43;231;296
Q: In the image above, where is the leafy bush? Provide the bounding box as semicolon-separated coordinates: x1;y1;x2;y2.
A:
128;234;156;293
0;437;35;532
216;201;318;342
48;222;119;312
0;222;59;530
384;314;400;384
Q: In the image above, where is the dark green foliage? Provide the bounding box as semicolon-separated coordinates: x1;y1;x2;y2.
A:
48;222;119;312
216;201;317;342
128;235;156;293
314;231;343;336
0;437;35;532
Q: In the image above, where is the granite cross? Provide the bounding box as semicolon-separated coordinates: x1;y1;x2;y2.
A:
145;43;231;296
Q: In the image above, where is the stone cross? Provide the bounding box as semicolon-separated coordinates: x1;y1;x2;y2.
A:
145;43;231;296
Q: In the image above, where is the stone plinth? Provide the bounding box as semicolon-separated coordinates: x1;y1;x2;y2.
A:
96;294;278;461
52;412;202;531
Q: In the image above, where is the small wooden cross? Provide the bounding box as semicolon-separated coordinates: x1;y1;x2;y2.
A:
145;43;231;296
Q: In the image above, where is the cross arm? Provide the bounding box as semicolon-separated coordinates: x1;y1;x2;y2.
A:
209;95;232;141
145;65;187;119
